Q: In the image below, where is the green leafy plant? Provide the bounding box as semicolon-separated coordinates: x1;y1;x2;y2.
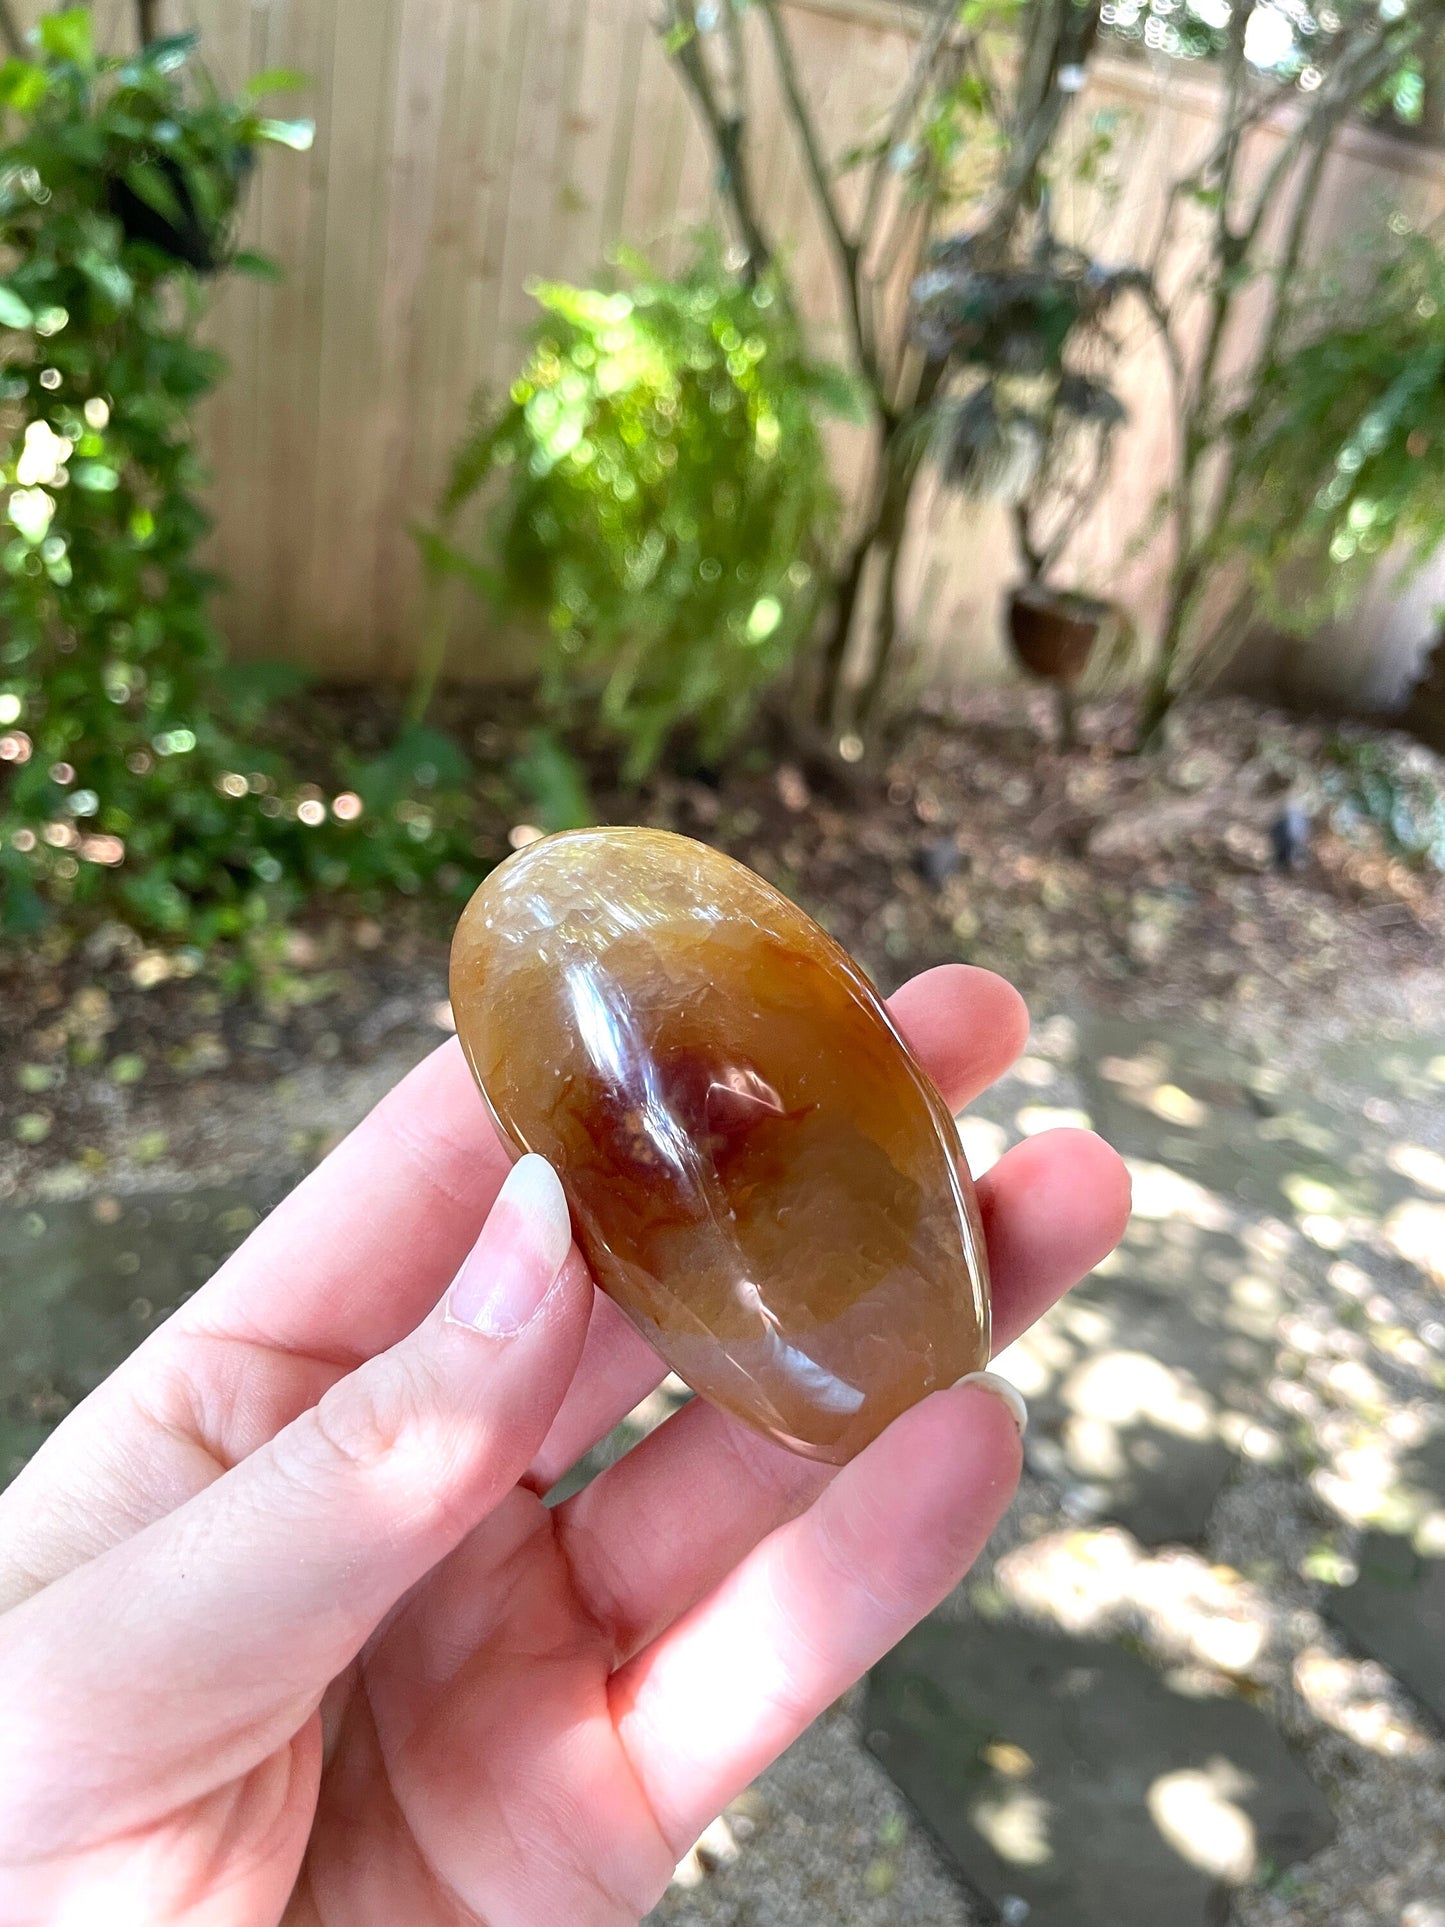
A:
1325;729;1445;873
1231;231;1445;632
1129;0;1445;748
912;222;1143;580
418;245;847;781
0;14;478;946
418;246;847;774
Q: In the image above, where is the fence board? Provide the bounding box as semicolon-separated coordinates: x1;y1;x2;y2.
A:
3;0;1442;702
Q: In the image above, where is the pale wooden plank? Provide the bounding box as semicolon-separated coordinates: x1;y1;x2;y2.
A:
194;0;269;650
619;19;687;257
245;0;338;663
403;0;528;680
411;0;493;548
364;0;462;668
305;0;405;672
493;1;573;377
463;0;532;394
552;0;611;281
425;0;526;629
598;2;646;252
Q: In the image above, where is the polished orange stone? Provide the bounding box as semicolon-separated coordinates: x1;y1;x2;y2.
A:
450;827;990;1463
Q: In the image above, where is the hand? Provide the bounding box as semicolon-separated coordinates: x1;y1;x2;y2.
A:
0;965;1129;1927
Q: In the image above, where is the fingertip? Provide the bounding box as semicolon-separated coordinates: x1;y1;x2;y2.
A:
982;1126;1130;1252
888;965;1032;1109
952;1370;1029;1438
447;1154;578;1335
977;1127;1131;1351
1039;1126;1133;1253
854;1365;1026;1520
832;1372;1024;1592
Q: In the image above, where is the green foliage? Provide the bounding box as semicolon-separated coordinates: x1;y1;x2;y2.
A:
1326;730;1445;873
509;727;594;833
1102;0;1430;122
0;18;477;947
1232;234;1445;633
423;245;845;780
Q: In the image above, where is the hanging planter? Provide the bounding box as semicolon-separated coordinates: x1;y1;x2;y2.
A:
106;149;255;275
1006;583;1112;685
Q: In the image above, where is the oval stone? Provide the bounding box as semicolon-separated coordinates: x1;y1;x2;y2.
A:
450;827;990;1463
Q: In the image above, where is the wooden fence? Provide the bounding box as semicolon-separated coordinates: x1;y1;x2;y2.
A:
12;0;1445;705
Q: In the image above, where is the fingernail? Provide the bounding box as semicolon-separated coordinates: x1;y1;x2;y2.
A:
447;1154;573;1335
953;1370;1029;1437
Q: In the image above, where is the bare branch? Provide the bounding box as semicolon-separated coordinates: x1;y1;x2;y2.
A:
757;0;880;395
721;0;748;118
663;5;774;284
856;0;959;258
0;0;26;59
974;0;1102;256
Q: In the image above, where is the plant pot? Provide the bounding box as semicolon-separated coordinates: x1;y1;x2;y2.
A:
1006;584;1111;685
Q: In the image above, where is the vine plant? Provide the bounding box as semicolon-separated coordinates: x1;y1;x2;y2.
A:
0;9;477;944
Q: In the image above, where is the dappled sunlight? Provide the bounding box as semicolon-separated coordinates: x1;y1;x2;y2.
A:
1382;1198;1445;1284
1146;1761;1257;1882
1136;1083;1209;1128
1309;1415;1445;1538
970;1787;1054;1867
1097;1050;1170;1093
1313;1444;1421;1530
1294;1648;1432;1759
1387;1142;1445;1196
995;1529;1280;1684
1014;1104;1093;1136
1064;1351;1213;1437
1258;1112;1344;1159
1009;1056;1058;1090
995;1527;1142;1636
1130;1556;1270;1677
993;1323;1081;1403
956;1115;1008;1179
1125;1160;1235;1233
1057;1351;1215;1485
1227;1270;1285;1333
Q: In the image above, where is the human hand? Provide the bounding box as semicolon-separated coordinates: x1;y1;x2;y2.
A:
0;965;1129;1926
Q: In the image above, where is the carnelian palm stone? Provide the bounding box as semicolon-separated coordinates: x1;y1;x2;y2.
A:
450;827;990;1464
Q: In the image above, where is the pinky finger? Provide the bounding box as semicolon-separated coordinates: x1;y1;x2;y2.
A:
610;1375;1024;1859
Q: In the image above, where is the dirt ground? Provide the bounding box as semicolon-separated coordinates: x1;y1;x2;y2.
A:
2;688;1441;1195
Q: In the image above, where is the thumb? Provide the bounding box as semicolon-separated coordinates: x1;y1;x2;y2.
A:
1;1154;591;1834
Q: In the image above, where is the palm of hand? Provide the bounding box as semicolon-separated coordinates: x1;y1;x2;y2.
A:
298;1489;673;1925
0;969;1128;1927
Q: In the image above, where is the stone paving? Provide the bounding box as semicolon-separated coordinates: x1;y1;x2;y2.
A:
3;1005;1445;1926
867;1617;1335;1927
842;1008;1445;1927
1327;1430;1445;1734
0;1181;284;1485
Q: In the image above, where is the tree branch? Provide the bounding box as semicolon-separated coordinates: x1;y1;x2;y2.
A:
975;0;1101;257
0;0;26;59
856;0;959;258
757;0;880;397
664;6;774;283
